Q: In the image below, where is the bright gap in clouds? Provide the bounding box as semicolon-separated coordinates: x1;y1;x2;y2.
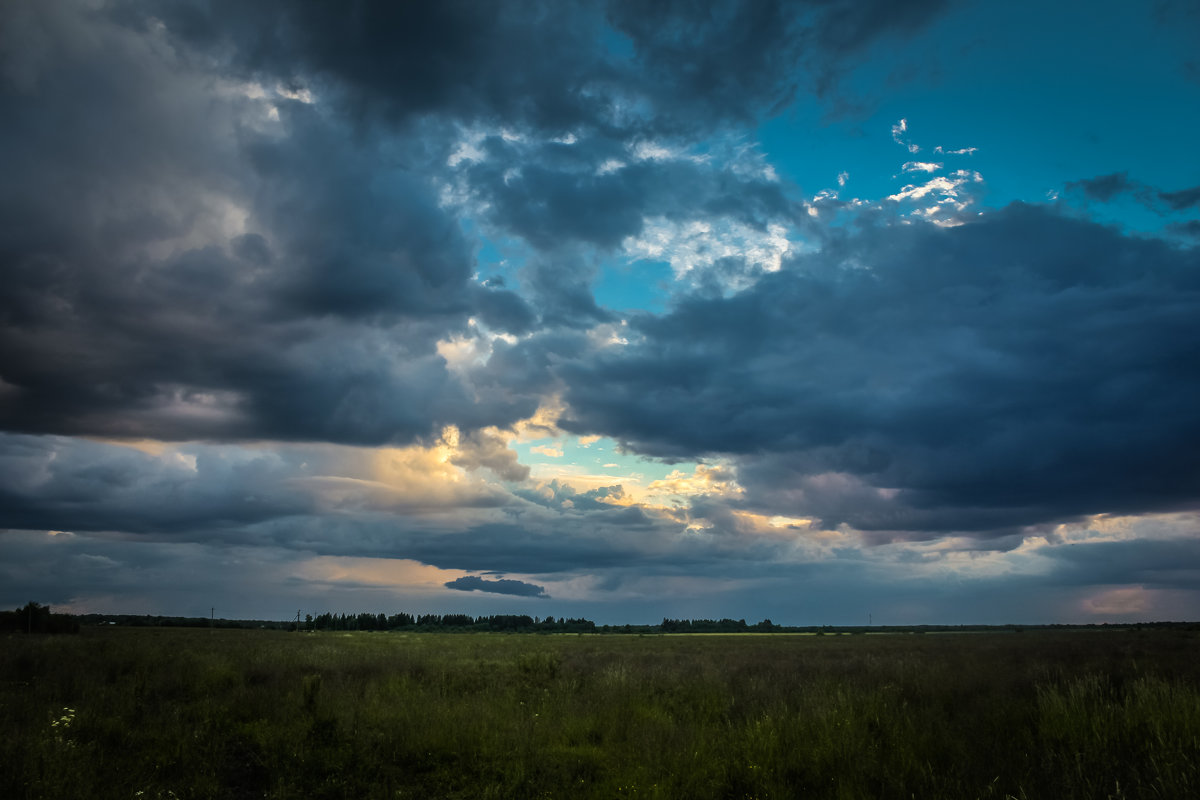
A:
513;434;707;504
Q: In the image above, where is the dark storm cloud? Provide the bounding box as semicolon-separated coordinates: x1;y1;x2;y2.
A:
243;104;475;320
468;329;594;403
0;433;532;558
468;129;792;332
444;575;548;598
463;144;794;251
154;0;945;135
606;0;948;119
232;487;712;577
449;429;531;483
1066;172;1200;214
516;255;616;330
514;480;629;513
557;204;1200;535
1;1;945;445
0;431;694;579
469;285;539;337
150;0;617;133
446;124;797;331
0;3;539;445
0;530;296;612
382;514;760;577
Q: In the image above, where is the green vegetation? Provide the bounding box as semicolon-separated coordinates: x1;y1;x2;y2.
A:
3;627;1199;799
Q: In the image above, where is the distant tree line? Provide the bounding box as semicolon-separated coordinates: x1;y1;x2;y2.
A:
8;602;1199;634
70;613;293;630
305;612;597;633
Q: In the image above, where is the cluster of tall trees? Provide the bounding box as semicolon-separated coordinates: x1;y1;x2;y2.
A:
660;617;780;633
0;602;79;634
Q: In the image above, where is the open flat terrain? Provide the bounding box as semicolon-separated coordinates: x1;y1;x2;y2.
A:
3;626;1199;799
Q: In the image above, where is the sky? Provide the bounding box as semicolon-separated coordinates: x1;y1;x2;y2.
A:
2;0;1199;626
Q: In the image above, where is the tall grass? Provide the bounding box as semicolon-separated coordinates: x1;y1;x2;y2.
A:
2;628;1198;799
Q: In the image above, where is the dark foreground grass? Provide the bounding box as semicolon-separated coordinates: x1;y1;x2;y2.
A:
2;627;1199;799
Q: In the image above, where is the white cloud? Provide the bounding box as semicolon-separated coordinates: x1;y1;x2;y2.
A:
892;118;920;153
447;136;486;168
888;176;960;203
887;170;982;203
886;169;984;227
631;140;681;162
624;218;792;285
902;161;943;173
596;158;626;175
275;84;315;104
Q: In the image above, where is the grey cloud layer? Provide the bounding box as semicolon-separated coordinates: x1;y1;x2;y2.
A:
0;435;314;535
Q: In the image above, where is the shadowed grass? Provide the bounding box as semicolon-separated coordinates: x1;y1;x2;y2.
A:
2;628;1199;798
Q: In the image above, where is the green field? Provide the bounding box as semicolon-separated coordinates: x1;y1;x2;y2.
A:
3;627;1199;799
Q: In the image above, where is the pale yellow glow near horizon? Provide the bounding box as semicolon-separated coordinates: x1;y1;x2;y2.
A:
294;556;465;592
1081;585;1152;615
93;437;172;456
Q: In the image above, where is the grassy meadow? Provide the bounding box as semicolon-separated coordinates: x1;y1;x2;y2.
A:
3;627;1199;799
